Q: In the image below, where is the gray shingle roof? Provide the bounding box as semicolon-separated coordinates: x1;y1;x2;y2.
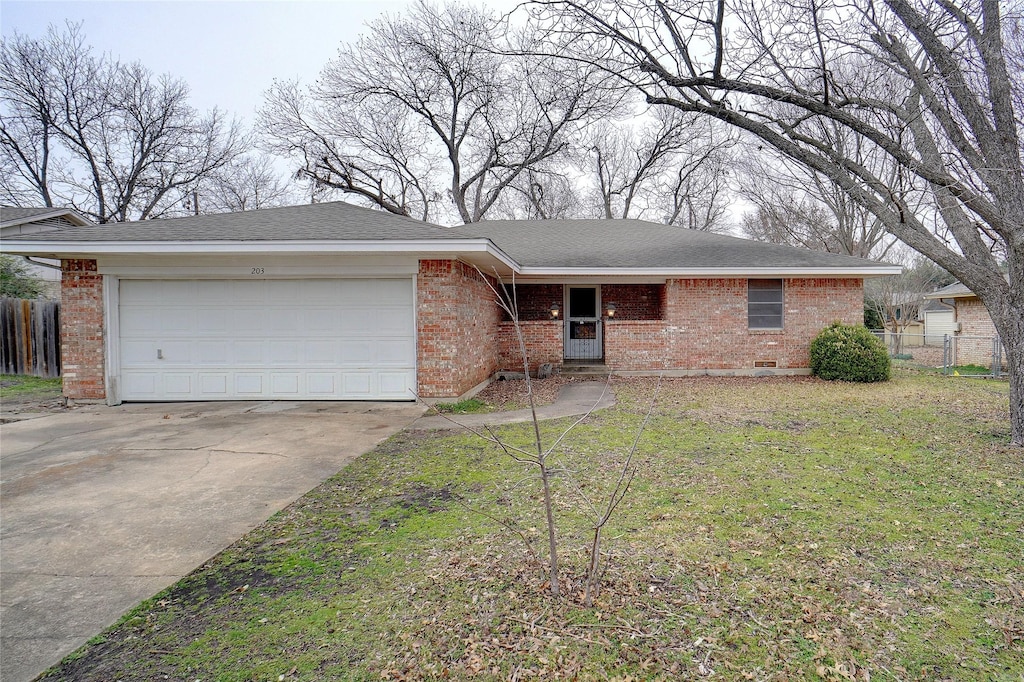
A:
6;202;449;241
4;201;894;272
451;219;888;270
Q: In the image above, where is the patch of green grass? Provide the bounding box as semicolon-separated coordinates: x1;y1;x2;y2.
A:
0;373;61;398
432;397;490;414
41;371;1022;681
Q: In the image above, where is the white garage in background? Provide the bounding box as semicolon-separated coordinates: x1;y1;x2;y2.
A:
117;278;416;400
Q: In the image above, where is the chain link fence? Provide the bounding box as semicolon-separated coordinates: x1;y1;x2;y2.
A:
870;331;1004;377
942;334;1005;377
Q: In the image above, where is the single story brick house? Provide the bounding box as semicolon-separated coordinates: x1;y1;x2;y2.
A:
2;201;899;403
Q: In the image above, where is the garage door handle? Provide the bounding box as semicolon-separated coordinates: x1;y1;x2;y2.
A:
157;349;163;360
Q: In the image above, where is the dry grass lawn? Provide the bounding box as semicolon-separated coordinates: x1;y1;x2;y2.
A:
43;370;1021;681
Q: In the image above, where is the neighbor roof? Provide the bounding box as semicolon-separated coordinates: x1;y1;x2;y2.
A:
2;201;900;276
1;206;91;228
925;274;1010;300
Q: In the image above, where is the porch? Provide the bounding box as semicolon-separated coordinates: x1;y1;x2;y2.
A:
497;283;665;373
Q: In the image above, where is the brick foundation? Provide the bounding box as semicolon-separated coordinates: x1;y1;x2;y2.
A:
416;260;503;397
61;259;105;400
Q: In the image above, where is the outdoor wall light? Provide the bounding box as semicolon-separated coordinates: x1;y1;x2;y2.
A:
606;302;617;318
550;302;560;319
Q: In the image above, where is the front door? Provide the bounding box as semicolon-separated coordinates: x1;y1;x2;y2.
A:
564;286;602;360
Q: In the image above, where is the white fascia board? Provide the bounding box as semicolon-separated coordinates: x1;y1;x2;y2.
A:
0;238;521;269
518;265;904;278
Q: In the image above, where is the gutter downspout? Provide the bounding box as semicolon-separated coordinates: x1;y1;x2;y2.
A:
23;256;62;270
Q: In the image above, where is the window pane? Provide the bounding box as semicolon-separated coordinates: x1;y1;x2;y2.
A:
568;287;597;318
748;279;783;329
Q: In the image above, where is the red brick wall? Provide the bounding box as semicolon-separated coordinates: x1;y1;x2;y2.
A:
602;284;663;320
61;259;105;400
417;260;503;397
605;278;863;371
504;284;562;322
498;321;563;373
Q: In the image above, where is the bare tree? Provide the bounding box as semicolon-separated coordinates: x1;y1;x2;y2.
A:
493;168;583;220
866;253;952;353
585;108;732;230
1;23;244;223
187;154;297;215
533;0;1024;445
737;132;902;259
260;0;615;224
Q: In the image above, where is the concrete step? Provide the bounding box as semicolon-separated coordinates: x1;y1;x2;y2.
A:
561;363;610;376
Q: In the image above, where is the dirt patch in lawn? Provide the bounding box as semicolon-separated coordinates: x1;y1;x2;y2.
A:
474;374;594;411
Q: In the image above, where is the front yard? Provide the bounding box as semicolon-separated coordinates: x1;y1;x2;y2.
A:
43;371;1021;681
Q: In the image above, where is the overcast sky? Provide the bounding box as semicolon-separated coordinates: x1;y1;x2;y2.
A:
1;0;520;125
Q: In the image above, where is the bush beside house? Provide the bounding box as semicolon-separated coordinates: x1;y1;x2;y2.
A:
810;323;891;383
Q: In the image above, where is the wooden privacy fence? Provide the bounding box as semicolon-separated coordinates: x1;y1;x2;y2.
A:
0;298;61;377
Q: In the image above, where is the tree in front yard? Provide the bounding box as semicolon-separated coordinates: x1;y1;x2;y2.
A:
532;0;1024;445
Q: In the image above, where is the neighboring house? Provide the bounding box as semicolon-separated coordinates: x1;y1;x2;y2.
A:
925;280;1005;367
925;281;1001;339
2;201;899;403
1;206;92;297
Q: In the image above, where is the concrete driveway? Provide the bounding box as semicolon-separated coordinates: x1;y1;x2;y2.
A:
0;400;423;682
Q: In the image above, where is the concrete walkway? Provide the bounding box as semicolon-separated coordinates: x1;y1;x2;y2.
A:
412;381;616;430
0;400;424;682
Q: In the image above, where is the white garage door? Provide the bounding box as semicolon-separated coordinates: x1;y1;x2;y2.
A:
118;279;416;401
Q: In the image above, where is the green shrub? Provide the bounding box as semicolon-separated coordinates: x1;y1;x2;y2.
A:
810;322;891;382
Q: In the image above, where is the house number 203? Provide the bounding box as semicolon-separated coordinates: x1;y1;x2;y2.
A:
251;267;265;275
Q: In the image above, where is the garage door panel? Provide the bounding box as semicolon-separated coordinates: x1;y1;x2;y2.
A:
268;340;300;364
196;341;230;364
228;308;268;333
198;374;227;395
119;280;167;303
377;340;416;365
161;374;193;395
379;372;413;397
307;374;337;394
123;373;157;397
271;373;300;394
196;308;233;333
231;341;264;364
235;374;264;394
305;340;339;364
301;309;339;333
226;280;264;303
119;279;415;400
342;373;373;396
